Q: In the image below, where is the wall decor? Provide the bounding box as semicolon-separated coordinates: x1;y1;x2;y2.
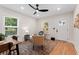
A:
43;22;48;33
59;20;65;26
74;14;79;28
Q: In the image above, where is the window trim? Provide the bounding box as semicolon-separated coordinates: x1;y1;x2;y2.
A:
4;16;19;36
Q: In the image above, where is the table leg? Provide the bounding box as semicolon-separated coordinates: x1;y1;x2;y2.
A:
16;44;19;55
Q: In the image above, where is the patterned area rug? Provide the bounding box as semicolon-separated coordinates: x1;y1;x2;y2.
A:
19;40;59;55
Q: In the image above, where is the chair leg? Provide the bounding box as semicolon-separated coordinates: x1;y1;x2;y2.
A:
41;46;43;50
8;51;11;55
33;45;34;50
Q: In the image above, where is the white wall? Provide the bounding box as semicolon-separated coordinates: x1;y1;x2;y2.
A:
73;4;79;54
37;12;73;41
0;6;37;41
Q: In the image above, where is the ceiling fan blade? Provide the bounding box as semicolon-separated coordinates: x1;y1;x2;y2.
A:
28;4;36;10
39;9;48;12
33;11;37;15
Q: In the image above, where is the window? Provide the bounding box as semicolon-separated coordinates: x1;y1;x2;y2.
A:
5;17;18;36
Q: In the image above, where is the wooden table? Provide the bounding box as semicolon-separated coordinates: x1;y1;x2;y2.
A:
0;40;22;55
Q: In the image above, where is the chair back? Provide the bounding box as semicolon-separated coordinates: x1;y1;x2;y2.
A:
12;36;18;40
32;36;44;46
0;42;13;55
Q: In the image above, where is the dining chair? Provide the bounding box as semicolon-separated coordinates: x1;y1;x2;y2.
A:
0;42;13;55
11;36;18;55
32;36;45;50
12;36;18;41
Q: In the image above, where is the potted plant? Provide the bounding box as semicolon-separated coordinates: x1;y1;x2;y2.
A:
0;33;5;41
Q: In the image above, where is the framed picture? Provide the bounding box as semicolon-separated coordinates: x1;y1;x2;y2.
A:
43;22;48;32
74;14;79;28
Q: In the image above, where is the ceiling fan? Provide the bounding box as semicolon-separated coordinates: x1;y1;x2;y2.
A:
28;4;48;15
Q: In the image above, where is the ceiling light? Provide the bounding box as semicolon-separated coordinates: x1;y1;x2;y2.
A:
36;10;38;12
20;6;24;10
57;8;61;11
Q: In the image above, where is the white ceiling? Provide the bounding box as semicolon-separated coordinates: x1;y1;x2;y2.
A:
0;4;76;18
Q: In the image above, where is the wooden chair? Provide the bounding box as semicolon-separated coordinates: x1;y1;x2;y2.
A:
0;42;13;55
12;36;18;41
11;36;18;55
32;36;45;50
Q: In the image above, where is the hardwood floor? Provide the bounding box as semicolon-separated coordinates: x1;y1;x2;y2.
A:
49;41;77;55
19;40;77;55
